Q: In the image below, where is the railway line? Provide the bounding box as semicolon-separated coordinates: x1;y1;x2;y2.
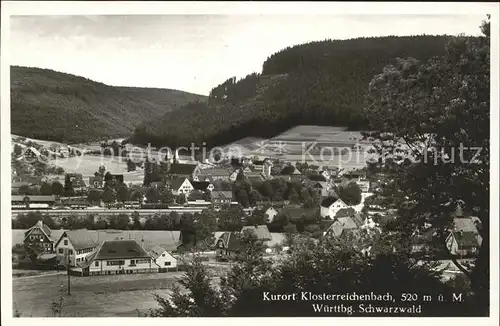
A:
11;207;206;217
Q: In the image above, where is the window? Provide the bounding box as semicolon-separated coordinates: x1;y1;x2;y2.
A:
58;249;63;254
64;240;68;245
107;260;125;266
135;259;149;264
68;250;73;255
95;261;99;267
130;260;135;265
76;258;80;262
161;253;165;257
164;261;171;266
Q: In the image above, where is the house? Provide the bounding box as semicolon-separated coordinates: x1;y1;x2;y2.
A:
320;197;349;218
342;169;367;180
215;232;242;261
167;163;200;180
252;159;273;178
446;231;482;257
323;216;359;238
241;225;272;243
65;173;87;191
211;191;233;206
191;181;215;192
24;147;42;160
356;179;371;193
445;216;483;257
88;175;104;188
54;229;98;266
199;167;235;181
313;181;333;197
169;177;194;196
24;220;55;254
104;173;124;185
147;246;177;271
264;206;279;223
319;170;331;181
72;240;158;276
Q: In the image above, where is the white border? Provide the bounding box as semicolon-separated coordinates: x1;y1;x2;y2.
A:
1;2;499;326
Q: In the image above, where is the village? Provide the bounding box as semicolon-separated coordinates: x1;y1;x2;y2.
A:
12;135;483;279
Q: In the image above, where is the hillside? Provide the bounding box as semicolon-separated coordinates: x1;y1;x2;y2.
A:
130;35;452;148
10;66;207;143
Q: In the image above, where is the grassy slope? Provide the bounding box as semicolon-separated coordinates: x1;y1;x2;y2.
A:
11;66;207;143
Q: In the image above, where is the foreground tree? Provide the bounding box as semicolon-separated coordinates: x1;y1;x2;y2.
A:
365;17;490;313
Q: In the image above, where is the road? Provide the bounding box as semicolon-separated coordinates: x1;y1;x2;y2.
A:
11;208;206;217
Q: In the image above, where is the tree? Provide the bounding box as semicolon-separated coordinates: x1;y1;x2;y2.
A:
160;189;175;204
235;189;250;208
51;181;64;196
101;187;116;204
40;182;52;195
288;188;300;204
18;185;32;195
126;159;137;172
194;209;218;250
177;193;187;205
146;187;161;203
246;209;267;226
149;232;476;317
87;189;102;206
63;178;75;197
365;17;490;313
109;213;130;230
132;212;142;230
338;182;362;205
117;184;130;202
131;190;144;202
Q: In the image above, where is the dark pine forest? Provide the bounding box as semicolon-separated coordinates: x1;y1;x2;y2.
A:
130;35;452;148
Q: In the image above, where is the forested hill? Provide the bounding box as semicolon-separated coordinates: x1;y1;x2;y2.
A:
130;35;452;148
10;66;207;143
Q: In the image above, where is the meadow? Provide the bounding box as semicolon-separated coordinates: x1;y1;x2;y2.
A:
224;125;375;170
51;155;144;183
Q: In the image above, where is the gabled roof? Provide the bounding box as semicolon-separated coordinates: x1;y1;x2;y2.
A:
220;232;242;251
168;163;198;175
325;217;358;237
191;181;211;191
170;177;191;190
453;217;479;234
211;191;233;200
321;196;339;208
201;167;233;176
94;240;150;260
24;220;53;241
241;225;272;241
147;245;169;260
56;229;97;250
452;231;480;249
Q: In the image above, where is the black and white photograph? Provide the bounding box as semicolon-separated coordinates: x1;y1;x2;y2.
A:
1;1;498;322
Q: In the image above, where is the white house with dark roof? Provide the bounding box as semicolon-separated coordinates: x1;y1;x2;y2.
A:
54;229;98;266
320;197;349;218
264;206;279;223
169;177;194;196
24;220;55;255
211;190;234;206
74;240;157;276
147;246;177;270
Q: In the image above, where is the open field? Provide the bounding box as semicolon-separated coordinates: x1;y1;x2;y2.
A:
12;271;182;316
222;125;376;169
51;155;144;183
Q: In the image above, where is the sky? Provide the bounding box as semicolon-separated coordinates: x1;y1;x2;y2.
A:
9;14;486;95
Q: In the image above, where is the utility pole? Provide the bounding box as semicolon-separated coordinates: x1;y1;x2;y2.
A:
67;255;71;295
